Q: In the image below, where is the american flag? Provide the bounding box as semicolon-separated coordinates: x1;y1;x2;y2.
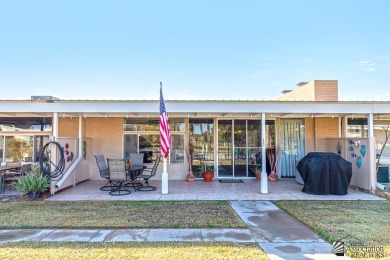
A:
159;83;171;158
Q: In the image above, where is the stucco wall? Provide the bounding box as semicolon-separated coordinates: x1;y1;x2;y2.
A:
305;117;315;153
84;117;187;181
314;80;338;101
59;118;80;137
275;81;316;101
315;117;339;151
85;117;123;180
54;118;89;194
326;137;376;191
275;80;338;101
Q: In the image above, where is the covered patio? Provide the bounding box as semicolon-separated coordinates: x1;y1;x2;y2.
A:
45;178;382;201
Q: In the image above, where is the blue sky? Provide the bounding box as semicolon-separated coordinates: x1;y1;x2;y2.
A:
0;0;389;100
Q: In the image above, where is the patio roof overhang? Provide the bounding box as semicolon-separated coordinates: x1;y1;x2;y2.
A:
1;99;390;118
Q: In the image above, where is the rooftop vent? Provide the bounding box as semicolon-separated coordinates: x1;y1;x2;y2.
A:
281;90;292;95
296;82;308;87
31;96;60;101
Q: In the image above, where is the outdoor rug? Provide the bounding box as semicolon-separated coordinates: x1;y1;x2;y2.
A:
218;180;244;183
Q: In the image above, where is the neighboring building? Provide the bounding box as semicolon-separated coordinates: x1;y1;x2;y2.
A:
275;80;338;101
0;80;388;194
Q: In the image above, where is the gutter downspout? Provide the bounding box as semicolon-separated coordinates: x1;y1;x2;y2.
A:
55;115;83;188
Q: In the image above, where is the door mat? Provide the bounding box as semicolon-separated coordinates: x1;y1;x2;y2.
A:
218;180;244;183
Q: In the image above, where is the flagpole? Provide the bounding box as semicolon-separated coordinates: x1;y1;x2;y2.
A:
160;82;169;195
162;157;168;194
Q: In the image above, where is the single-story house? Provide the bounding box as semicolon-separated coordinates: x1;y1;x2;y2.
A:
1;80;389;194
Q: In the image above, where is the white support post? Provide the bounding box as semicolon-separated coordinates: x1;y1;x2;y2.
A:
261;112;268;194
368;113;374;138
342;116;348;137
162;158;168;194
338;117;341;138
52;112;58;141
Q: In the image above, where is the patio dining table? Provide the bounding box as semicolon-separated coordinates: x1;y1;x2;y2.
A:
125;165;144;191
0;165;21;194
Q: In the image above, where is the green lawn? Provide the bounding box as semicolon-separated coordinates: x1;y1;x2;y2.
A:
275;200;390;257
0;200;246;229
0;242;268;260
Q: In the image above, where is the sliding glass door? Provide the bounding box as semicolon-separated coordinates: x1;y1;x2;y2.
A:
217;119;274;178
188;119;214;177
218;120;233;177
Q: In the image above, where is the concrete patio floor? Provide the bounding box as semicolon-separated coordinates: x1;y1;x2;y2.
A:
46;178;382;201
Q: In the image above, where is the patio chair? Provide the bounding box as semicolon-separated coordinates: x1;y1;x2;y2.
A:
107;159;131;196
129;153;145;167
94;155;112;191
136;155;162;191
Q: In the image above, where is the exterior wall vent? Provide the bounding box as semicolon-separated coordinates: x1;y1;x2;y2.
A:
296;82;309;87
281;90;292;95
31;96;60;101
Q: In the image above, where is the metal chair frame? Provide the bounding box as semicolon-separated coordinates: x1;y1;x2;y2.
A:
136;155;162;191
94;155;113;191
107;159;132;196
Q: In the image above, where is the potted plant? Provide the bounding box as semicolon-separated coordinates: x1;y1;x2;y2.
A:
196;162;215;182
251;167;261;180
266;147;280;182
13;163;49;199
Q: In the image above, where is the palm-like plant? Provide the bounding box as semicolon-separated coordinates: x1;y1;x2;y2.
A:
13;163;49;197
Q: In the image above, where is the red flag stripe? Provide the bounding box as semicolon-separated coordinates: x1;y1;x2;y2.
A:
160;86;171;158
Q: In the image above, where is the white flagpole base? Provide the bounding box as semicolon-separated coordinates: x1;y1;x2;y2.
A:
162;158;168;194
261;172;268;194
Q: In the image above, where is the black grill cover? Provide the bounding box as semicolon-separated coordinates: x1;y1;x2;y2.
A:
296;152;352;195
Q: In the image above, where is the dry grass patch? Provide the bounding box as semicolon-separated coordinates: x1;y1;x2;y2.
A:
275;200;390;250
0;242;268;260
0;201;246;229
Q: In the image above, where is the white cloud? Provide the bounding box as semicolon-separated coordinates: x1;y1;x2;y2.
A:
358;60;371;64
365;67;377;72
374;56;389;60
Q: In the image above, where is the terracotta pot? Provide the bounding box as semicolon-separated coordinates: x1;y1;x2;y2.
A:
202;172;214;182
268;171;278;182
255;173;261;180
186;170;195;182
268;176;278;182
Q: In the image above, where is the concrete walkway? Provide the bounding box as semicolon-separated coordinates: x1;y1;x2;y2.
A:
0;228;256;243
230;201;350;259
0;200;351;259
